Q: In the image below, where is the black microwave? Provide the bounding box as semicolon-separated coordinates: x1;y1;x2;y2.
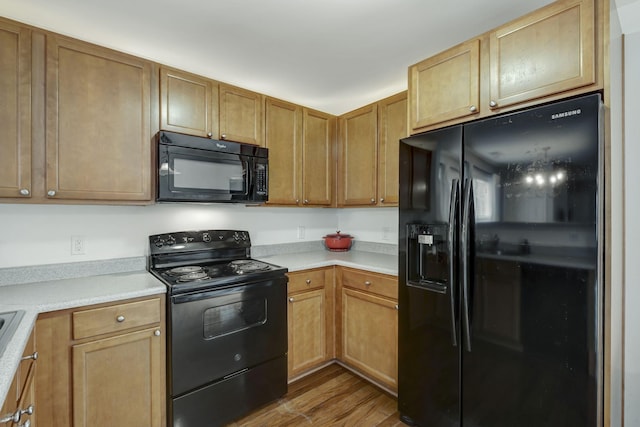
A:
157;131;268;203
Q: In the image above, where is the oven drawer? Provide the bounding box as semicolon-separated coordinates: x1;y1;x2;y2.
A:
72;298;162;340
341;268;398;299
288;269;326;293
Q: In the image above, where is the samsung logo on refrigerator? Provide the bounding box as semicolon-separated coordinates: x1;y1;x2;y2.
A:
551;108;581;120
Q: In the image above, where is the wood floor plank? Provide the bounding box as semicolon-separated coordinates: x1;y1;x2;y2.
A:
230;364;401;426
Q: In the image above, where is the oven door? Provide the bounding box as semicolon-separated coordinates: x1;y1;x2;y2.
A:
158;143;250;202
169;276;287;396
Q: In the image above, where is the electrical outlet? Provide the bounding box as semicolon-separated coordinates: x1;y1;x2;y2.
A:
297;226;306;239
71;235;85;255
382;227;392;241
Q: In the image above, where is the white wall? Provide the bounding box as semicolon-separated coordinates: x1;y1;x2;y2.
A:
0;204;398;268
624;29;640;427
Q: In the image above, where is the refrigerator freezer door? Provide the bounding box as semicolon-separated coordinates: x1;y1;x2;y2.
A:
461;93;602;427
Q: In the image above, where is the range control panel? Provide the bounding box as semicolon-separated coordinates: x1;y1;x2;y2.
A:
149;230;251;254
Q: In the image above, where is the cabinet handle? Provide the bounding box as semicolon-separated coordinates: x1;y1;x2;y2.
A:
18;420;31;427
370;198;375;204
207;132;213;137
303;199;309;204
47;190;56;197
305;279;311;285
221;133;227;139
489;100;498;108
19;189;30;196
469;105;477;113
380;198;384;203
295;199;300;204
364;281;371;286
116;315;125;322
288;297;294;302
395;304;399;310
18;406;33;417
21;351;38;361
154;330;161;337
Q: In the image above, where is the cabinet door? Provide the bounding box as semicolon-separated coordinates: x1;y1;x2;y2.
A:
0;20;31;199
72;327;163;427
265;97;302;205
338;104;378;206
219;84;263;146
302;108;335;206
342;287;398;391
160;67;219;138
377;92;407;206
489;0;595;110
409;39;480;131
45;35;152;201
288;288;326;378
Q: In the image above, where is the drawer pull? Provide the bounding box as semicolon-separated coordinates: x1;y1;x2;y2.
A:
116;315;125;323
21;351;38;361
154;330;161;337
395;304;399;310
364;281;371;286
289;297;294;303
305;279;311;285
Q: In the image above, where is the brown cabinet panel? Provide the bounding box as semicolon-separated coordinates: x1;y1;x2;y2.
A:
160;67;219;138
265;97;303;205
409;39;480;131
338;104;378;206
45;35;153;201
288;288;326;378
72;327;163;427
302;108;336;206
219;84;264;146
0;20;31;199
489;0;595;110
377;92;407;206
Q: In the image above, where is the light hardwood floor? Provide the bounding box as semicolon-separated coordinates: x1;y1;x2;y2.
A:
229;364;403;426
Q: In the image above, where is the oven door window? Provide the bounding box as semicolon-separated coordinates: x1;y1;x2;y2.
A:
203;298;266;339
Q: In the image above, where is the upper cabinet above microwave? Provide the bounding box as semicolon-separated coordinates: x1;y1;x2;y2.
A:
409;0;600;133
160;68;264;146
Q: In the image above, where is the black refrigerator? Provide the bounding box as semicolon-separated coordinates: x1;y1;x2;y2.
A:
398;93;603;427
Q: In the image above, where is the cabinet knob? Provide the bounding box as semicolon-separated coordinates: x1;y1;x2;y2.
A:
305;279;311;285
21;351;38;361
380;198;384;203
364;281;371;286
295;199;300;204
154;330;161;337
221;133;227;139
469;105;477;113
116;315;125;323
19;189;30;196
489;100;498;108
207;132;213;137
47;190;56;197
303;199;309;204
370;198;375;204
288;297;294;302
395;304;399;310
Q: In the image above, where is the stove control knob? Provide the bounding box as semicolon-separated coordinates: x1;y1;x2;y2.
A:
233;232;240;242
154;238;164;248
202;233;211;242
166;235;176;246
241;232;248;240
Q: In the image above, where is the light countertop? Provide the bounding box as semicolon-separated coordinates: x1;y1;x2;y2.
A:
257;250;398;276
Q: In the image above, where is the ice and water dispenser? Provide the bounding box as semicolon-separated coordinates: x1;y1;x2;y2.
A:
406;223;450;292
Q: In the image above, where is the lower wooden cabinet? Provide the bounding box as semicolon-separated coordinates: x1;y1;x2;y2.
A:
337;267;398;392
35;295;166;427
287;267;334;379
1;328;36;427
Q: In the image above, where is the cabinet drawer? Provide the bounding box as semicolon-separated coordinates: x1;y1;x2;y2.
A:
341;269;397;300
72;298;161;340
288;269;326;293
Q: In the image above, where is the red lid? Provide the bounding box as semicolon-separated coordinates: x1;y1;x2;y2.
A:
323;231;353;239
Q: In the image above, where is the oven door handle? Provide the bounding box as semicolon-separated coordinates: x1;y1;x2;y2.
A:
171;279;282;304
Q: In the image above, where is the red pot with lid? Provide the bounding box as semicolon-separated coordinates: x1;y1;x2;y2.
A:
323;231;354;251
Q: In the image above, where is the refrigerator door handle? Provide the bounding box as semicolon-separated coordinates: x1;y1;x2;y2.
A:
461;178;473;352
448;179;459;347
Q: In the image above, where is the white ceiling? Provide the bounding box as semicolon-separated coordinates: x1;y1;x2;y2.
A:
1;0;558;115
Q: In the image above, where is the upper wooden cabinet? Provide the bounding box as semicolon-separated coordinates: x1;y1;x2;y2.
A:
488;0;595;110
265;97;303;205
377;92;407;206
160;67;219;138
45;35;154;202
338;104;378;206
338;92;406;207
409;0;598;133
409;39;480;130
0;20;31;199
219;83;264;146
301;108;336;206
